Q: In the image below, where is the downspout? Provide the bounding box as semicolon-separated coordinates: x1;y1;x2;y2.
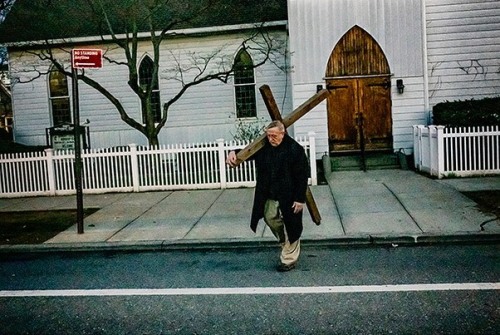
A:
421;0;431;124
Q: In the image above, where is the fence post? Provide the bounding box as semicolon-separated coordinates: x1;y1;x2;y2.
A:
129;144;140;192
436;126;445;179
216;139;227;189
45;148;56;196
428;125;436;176
308;132;317;185
413;126;420;170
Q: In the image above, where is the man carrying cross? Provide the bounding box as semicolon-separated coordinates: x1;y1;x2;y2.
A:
226;120;309;272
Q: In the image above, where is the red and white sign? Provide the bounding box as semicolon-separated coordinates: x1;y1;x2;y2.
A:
72;49;103;69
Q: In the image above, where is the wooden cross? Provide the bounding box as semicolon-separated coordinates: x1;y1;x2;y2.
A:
233;84;329;225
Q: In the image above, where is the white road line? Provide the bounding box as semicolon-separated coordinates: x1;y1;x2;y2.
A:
1;283;499;298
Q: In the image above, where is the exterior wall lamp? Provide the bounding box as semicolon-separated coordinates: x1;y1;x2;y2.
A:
396;79;405;94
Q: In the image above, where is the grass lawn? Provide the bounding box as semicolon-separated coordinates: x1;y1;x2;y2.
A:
0;208;98;245
462;190;500;220
0;139;99;245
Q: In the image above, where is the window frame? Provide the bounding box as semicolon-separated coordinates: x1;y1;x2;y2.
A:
233;48;257;119
48;66;72;126
138;55;161;124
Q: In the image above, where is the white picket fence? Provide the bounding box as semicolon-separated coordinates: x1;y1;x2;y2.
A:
0;133;317;198
413;125;500;178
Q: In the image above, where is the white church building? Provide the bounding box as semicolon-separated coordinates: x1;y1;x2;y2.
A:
1;0;499;159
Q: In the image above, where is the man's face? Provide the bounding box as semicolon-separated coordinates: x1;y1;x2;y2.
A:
266;127;285;147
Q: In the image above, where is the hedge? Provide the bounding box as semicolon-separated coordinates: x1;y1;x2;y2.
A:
432;96;500;127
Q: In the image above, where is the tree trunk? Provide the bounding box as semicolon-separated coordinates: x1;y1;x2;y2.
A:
148;134;159;146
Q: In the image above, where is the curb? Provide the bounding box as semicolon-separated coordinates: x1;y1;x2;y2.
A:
1;233;499;255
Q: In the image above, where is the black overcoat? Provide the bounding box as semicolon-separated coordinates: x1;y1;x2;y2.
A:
248;134;309;243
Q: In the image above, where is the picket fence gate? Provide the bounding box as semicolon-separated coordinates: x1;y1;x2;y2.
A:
413;125;499;178
0;134;317;198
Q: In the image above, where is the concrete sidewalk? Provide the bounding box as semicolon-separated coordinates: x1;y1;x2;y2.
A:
0;170;499;252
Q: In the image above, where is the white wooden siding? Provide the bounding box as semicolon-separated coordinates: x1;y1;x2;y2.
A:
287;0;424;84
288;0;426;155
9;31;292;148
291;84;329;157
9;54;54;146
392;76;427;152
426;0;500;105
10;1;498;156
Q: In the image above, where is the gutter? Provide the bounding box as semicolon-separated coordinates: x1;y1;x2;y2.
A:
3;20;288;49
421;0;430;124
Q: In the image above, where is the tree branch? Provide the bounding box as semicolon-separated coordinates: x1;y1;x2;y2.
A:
78;74;146;134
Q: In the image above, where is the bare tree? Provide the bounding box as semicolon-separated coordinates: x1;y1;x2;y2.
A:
0;0;15;15
0;47;6;69
5;0;287;145
0;0;16;68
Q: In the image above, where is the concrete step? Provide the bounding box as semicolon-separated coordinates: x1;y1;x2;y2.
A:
328;152;400;172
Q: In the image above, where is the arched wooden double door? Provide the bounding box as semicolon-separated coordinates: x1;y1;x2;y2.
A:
326;26;393;152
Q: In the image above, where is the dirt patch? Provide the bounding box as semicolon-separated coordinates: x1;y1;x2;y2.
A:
462;190;500;218
0;209;99;245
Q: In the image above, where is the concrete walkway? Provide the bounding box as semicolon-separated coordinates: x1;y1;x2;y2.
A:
0;170;499;252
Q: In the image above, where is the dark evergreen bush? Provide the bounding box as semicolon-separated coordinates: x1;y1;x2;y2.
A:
432;96;500;127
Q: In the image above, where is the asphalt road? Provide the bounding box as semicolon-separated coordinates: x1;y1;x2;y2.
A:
0;244;499;334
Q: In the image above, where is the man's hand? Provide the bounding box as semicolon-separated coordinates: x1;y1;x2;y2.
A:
226;151;238;167
292;202;305;214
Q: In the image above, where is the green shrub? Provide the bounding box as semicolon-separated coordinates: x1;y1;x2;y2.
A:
231;118;267;142
432;96;500;127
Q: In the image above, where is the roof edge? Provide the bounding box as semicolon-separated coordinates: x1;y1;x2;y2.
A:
4;20;288;49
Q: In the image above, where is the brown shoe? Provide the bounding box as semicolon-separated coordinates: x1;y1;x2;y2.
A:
277;263;296;272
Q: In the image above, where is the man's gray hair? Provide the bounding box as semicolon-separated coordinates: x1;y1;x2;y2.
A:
266;120;285;132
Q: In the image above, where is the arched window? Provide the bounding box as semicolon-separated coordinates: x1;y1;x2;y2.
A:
139;55;161;123
234;49;256;118
48;67;71;126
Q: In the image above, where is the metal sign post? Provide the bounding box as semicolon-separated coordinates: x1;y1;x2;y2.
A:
71;65;84;234
71;48;103;234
